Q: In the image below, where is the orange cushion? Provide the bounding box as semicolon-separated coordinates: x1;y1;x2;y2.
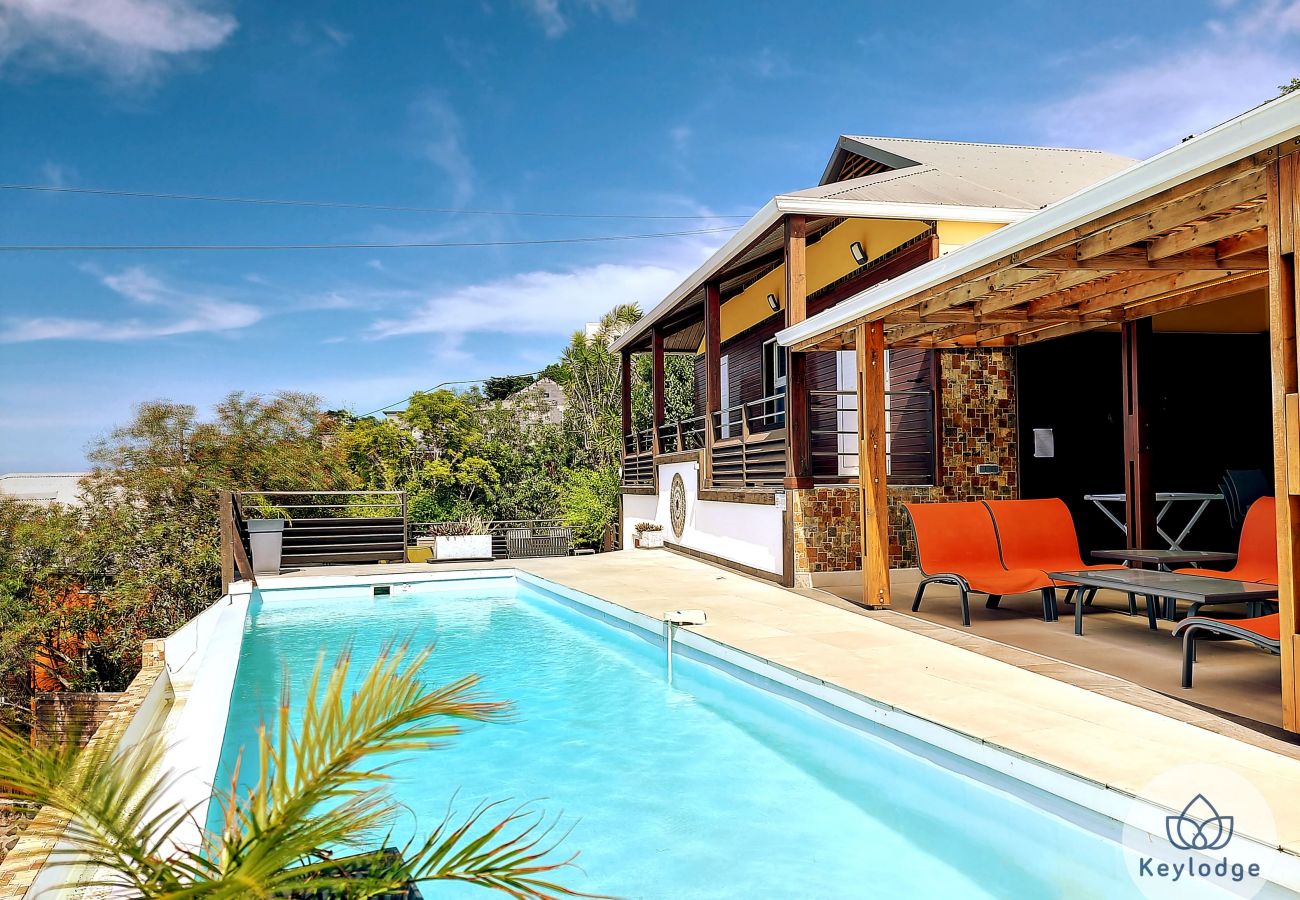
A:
985;498;1089;571
1186;613;1281;641
905;501;1053;594
1172;497;1277;583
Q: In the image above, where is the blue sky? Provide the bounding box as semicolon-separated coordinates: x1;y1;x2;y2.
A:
2;0;1298;471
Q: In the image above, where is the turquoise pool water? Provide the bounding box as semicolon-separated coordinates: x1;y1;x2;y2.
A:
210;575;1148;899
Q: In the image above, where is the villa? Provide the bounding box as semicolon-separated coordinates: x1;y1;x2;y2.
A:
14;97;1300;900
613;134;1134;588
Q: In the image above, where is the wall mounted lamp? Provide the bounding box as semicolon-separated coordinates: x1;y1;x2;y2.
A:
766;293;780;312
850;241;869;266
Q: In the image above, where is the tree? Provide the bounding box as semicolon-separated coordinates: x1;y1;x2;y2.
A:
0;393;359;704
1281;77;1300;95
559;303;641;469
0;645;590;898
483;375;536;401
632;353;696;433
559;466;620;549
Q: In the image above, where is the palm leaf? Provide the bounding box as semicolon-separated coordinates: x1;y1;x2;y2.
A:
0;641;607;899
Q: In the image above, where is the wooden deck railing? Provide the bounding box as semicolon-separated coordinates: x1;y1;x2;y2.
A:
808;388;937;485
709;394;788;488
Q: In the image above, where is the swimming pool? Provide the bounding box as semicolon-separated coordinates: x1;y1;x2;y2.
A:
209;574;1161;898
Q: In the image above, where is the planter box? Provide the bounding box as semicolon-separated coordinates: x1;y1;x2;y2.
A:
434;534;493;561
247;518;286;575
636;530;664;549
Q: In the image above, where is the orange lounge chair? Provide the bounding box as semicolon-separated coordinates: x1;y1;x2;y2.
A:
1171;613;1280;688
904;501;1058;627
984;497;1129;612
1173;495;1277;584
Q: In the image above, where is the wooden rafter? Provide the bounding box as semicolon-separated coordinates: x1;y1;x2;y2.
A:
1075;168;1266;259
1030;245;1266;270
1147;203;1268;259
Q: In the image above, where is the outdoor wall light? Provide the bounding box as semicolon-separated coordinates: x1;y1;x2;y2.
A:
850;241;868;266
766;293;780;312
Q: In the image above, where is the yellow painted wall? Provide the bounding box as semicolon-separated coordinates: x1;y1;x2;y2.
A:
936;219;1003;256
710;216;1010;348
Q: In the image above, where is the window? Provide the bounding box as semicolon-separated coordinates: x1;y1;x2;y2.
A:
885;349;938;486
761;338;787;427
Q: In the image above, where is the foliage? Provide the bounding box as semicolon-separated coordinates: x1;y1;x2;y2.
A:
558;466;620;549
632;521;662;534
1281;77;1300;95
0;393;357;704
483;374;536;401
0;645;594;898
631;353;695;434
558;304;641;470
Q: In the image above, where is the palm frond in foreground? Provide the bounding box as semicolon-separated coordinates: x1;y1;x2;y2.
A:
0;643;604;898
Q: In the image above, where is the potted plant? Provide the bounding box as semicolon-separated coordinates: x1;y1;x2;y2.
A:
634;521;664;549
433;515;493;561
246;498;292;576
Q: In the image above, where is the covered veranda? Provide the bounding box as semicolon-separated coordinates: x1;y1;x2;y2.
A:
777;93;1300;736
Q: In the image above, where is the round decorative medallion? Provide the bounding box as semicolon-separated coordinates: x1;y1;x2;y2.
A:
669;473;687;539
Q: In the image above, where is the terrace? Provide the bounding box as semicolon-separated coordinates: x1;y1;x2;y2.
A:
776;90;1300;739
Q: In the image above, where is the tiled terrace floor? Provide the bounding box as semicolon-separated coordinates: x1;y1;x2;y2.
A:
268;550;1300;855
817;569;1285;732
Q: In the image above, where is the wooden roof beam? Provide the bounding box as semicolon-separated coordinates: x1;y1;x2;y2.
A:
1120;271;1269;320
1146;203;1269;260
1032;245;1266;271
915;267;1045;316
1017;319;1115;345
886;308;1122;325
1074;168;1267;259
1026;270;1175;316
1216;226;1269;259
976;269;1105;314
1073;269;1249;316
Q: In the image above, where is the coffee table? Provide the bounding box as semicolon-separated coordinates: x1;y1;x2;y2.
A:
1049;569;1278;636
1091;549;1238;570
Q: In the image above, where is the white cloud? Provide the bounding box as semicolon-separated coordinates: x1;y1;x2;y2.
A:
39;160;74;187
368;242;715;341
0;266;261;343
411;92;475;206
0;0;236;81
519;0;635;38
1036;0;1300;157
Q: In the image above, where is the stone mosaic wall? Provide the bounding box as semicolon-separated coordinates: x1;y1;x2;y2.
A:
793;348;1019;573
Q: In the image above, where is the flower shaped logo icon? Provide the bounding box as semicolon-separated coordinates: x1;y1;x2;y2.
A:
1166;794;1234;850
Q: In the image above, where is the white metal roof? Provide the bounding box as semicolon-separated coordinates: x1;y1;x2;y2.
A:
777;92;1300;349
0;472;89;506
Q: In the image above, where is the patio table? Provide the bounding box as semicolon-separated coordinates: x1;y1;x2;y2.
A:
1049;569;1278;637
1083;492;1223;551
1090;548;1238;570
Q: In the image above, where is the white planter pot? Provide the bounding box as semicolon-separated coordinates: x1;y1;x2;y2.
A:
434;534;493;560
247;518;286;575
637;530;664;549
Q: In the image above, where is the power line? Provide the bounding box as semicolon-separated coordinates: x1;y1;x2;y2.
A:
0;226;740;253
355;372;543;419
0;182;750;221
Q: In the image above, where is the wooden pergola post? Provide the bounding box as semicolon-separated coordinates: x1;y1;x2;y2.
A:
1121;318;1157;549
857;322;890;607
651;325;665;456
1268;153;1300;731
703;281;721;485
784;214;812;488
219;490;235;596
